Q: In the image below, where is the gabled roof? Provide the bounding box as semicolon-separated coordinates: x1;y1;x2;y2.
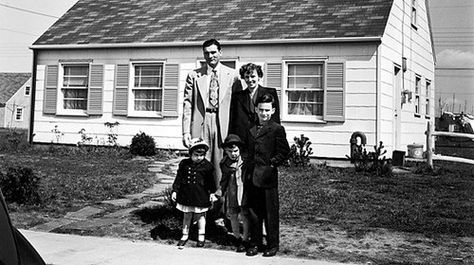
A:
0;73;31;105
33;0;393;47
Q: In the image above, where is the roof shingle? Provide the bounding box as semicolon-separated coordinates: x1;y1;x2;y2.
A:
34;0;393;46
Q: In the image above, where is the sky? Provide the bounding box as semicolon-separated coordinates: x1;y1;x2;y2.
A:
0;0;473;114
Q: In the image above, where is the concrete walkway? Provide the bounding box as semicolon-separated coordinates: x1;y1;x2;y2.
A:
20;229;356;265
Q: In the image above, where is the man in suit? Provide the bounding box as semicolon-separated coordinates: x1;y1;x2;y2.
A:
244;94;289;257
182;39;240;188
229;63;280;150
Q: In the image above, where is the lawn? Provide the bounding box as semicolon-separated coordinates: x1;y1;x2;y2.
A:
1;144;473;265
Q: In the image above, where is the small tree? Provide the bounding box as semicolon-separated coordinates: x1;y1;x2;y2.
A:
288;134;313;167
350;141;392;177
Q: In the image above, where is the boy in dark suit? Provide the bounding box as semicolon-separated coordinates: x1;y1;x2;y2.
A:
244;94;290;257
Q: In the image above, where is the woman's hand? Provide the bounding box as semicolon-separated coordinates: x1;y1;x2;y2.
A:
171;191;177;202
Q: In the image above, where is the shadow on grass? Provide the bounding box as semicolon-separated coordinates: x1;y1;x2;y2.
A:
134;205;235;246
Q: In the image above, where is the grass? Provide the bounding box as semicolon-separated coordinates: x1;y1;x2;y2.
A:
1;142;473;264
0;145;158;218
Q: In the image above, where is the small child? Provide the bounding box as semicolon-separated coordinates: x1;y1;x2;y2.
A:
214;134;250;252
172;138;216;249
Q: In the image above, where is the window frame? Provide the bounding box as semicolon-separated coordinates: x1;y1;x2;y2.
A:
24;86;30;96
411;0;418;29
15;107;23;121
281;59;327;122
57;63;90;116
128;61;166;118
414;74;421;117
425;79;431;118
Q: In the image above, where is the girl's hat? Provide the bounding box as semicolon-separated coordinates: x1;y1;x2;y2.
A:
189;138;209;153
222;134;243;148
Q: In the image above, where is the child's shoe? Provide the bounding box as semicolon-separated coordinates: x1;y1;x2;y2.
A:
196;240;205;247
177;239;187;249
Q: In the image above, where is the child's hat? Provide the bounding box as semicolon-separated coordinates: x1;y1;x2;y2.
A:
189;138;209;153
222;134;243;148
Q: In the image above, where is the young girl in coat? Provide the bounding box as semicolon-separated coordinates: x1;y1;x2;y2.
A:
172;138;216;248
215;134;250;252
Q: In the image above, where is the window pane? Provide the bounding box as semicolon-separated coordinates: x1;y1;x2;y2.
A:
65;66;88;76
135;77;161;87
289;64;322;76
136;66;161;76
64;76;88;87
134;89;162;111
63;89;88;99
288;77;322;89
287;91;323;116
64;99;87;109
286;63;325;117
62;65;89;110
134;64;163;88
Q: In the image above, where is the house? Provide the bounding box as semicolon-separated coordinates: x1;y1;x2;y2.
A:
29;0;435;158
0;73;31;129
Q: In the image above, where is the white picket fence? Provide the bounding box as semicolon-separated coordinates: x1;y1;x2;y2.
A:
425;121;474;168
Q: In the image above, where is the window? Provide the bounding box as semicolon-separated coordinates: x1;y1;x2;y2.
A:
280;60;344;122
15;107;23;121
414;75;421;115
411;0;418;27
61;65;89;110
286;63;324;117
131;63;164;113
25;86;30;96
425;80;431;117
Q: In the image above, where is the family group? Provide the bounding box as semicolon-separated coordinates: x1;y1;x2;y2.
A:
171;39;290;257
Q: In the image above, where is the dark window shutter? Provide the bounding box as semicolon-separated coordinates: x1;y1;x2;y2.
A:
87;64;104;115
324;62;345;122
162;63;179;117
43;65;58;114
113;64;129;116
265;63;282;102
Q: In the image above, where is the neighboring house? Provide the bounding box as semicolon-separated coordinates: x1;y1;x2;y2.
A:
0;73;31;129
29;0;435;158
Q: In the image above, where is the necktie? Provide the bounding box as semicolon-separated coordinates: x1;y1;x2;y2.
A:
209;69;219;108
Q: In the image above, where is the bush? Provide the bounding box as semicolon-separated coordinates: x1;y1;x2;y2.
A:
0;166;40;204
350;141;393;177
288;134;313;167
0;129;29;152
130;132;156;156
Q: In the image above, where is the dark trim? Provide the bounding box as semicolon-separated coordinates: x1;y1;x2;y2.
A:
29;50;37;144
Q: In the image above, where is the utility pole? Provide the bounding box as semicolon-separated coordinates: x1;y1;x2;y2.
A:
452;93;455;112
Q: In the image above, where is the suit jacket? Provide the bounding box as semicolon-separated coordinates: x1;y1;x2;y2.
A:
246;120;290;188
229;85;280;149
182;63;239;145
